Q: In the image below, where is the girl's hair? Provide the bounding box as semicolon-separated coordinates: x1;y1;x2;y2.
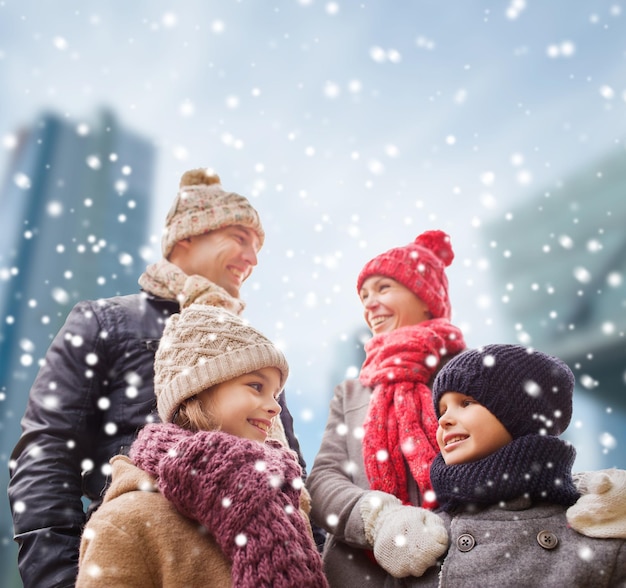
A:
173;394;221;432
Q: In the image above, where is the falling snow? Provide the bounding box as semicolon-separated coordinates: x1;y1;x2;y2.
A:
0;2;625;584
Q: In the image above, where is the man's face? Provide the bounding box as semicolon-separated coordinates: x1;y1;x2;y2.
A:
182;225;261;297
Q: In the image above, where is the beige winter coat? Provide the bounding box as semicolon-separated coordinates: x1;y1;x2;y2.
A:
76;455;231;587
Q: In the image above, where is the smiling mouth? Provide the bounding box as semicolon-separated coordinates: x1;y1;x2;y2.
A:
248;419;270;434
445;435;468;447
369;315;390;328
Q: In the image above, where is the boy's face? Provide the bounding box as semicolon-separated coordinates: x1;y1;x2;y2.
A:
436;392;513;465
359;275;432;335
198;367;282;442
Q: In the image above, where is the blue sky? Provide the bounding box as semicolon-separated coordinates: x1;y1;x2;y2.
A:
1;0;625;467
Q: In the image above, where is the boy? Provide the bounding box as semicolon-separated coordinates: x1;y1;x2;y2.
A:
399;344;626;587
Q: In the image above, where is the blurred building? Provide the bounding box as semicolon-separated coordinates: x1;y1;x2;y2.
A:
328;326;370;391
483;148;626;472
0;109;155;586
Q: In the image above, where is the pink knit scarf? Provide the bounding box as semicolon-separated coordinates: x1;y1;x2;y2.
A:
130;423;328;588
360;319;466;508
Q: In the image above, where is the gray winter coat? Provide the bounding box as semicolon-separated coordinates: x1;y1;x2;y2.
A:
307;378;626;588
390;500;626;587
308;378;393;586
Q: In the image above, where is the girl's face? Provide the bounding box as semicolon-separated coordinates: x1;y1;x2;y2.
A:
359;275;432;335
436;392;513;465
198;367;283;442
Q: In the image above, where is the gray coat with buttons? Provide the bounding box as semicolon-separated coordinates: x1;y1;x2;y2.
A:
307;379;625;588
390;500;626;588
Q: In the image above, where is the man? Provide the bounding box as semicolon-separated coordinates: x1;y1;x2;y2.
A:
8;168;312;587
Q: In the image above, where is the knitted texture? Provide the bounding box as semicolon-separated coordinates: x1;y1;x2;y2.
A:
161;168;264;258
360;319;466;508
356;230;454;320
567;469;626;538
432;344;574;438
139;258;245;314
155;304;289;422
130;424;328;588
430;434;579;512
360;491;448;577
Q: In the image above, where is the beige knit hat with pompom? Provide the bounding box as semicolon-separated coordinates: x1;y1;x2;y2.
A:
161;168;265;258
155;304;289;423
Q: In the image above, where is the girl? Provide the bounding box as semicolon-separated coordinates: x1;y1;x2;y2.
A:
77;304;327;588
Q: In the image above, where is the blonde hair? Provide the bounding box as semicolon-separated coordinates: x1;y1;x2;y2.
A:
173;395;220;432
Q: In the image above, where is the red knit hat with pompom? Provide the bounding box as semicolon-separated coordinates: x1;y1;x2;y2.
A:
356;230;454;319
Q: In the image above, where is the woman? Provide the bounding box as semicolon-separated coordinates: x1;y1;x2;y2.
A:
307;230;465;586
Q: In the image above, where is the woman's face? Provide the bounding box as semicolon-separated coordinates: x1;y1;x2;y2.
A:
359;275;432;335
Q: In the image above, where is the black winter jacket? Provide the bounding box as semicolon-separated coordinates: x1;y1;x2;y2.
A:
8;292;308;588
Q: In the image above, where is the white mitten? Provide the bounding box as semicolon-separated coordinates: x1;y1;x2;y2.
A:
360;491;448;578
567;468;626;538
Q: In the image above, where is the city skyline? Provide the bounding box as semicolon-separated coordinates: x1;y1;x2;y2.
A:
1;4;624;584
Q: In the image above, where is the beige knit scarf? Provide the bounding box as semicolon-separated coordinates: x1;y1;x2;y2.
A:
138;258;245;315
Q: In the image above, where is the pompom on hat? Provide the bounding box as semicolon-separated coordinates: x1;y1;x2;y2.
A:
432;344;574;438
161;168;265;258
155;304;289;423
356;230;454;320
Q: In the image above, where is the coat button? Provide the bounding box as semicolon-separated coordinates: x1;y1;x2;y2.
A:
456;533;476;552
536;530;559;550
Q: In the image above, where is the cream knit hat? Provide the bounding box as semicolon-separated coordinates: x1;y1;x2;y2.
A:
155;304;289;423
161;168;265;258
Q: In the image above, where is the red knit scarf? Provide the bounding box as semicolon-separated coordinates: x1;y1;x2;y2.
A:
360;319;466;508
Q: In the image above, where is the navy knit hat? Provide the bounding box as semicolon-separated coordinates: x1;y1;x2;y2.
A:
432;344;574;438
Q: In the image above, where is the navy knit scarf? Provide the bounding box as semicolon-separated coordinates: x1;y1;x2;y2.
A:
430;434;580;513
